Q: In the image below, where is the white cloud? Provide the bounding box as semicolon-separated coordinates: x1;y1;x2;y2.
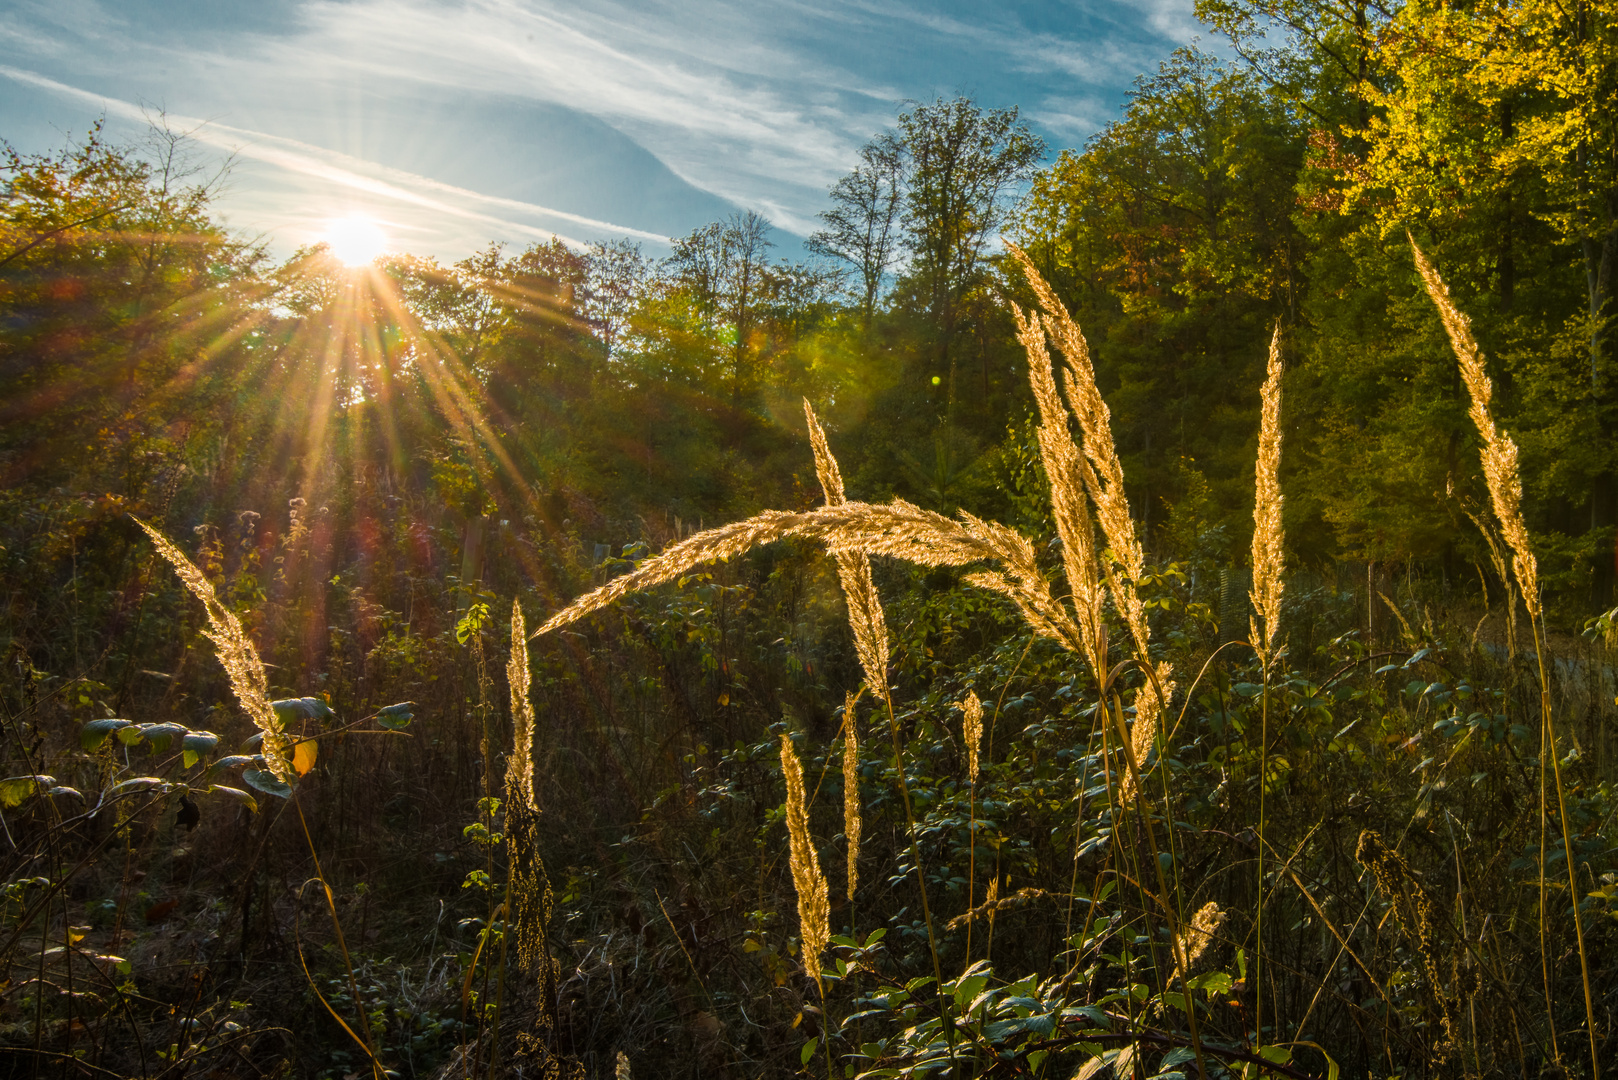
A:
265;0;876;211
0;64;668;256
2;0;1197;254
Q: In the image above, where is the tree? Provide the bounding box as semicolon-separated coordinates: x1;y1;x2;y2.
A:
0;122;260;489
808;134;903;330
1012;50;1304;542
896;98;1044;369
665;211;776;400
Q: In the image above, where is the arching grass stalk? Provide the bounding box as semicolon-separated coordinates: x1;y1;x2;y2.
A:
1248;325;1286;1058
1412;238;1598;1079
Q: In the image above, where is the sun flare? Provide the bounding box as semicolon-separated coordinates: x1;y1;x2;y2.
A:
322;213;389;266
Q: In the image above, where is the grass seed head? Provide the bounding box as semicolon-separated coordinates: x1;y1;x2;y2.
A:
135;518;293;782
1249;324;1286;662
963;689;983;784
507;599;538;812
780;732;829;992
1411;237;1540;620
805;400;892;701
842;691;862;900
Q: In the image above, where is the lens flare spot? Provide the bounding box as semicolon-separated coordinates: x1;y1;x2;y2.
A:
322;214;389;266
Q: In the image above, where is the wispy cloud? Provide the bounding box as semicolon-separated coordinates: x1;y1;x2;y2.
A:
1;0;1197;255
0;64;669;253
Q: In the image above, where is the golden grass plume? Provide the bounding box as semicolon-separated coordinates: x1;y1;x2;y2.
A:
962;689;983;784
1005;242;1149;657
780;732;830;992
531;500;1087;659
1007;303;1107;676
805;400;891;701
135;518;293;781
1180;901;1225;973
1007;245;1177;802
842;691;862;900
1120;660;1173;803
507;599;538;812
1249;324;1286;660
1410;237;1539;619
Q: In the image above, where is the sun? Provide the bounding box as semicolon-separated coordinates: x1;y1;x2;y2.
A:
322;213;389;266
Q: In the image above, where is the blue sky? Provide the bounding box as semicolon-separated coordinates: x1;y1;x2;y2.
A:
0;0;1198;261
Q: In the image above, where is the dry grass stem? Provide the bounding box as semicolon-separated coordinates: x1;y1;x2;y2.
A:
940;879;1040;933
805;399;891;701
533;500;1086;657
1413;238;1599;1080
1007;245;1176;794
1249;324;1286;661
1121;661;1174;803
507;600;537;812
1006;243;1150;655
780;733;830;992
1410;238;1539;619
962;690;983;784
135;517;293;781
1009;303;1108;676
842;691;862;900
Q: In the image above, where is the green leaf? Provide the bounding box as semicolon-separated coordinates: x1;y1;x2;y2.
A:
270;697;331;729
183;731;220;755
182;750;199;769
376;702;416;730
208;785;259;813
801;1037;819;1067
116;725;146;746
108;777;167;797
139;723;187;751
242;769;293;799
1257;1046;1292;1066
0;775;52;808
212;755;258;769
80;718;132;751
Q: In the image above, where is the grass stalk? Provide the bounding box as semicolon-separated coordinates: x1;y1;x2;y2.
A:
1412;237;1598;1077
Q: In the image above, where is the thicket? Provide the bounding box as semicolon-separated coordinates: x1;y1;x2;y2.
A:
3;2;1618;1077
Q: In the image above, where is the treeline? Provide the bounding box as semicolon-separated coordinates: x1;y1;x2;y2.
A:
6;17;1615;617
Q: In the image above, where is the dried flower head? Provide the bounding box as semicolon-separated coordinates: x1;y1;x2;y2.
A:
1008;303;1107;677
1411;237;1539;620
1181;901;1225;972
962;690;984;784
1250;324;1286;661
805;400;891;701
135;518;293;781
780;732;830;992
842;691;862;900
507;600;537;812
